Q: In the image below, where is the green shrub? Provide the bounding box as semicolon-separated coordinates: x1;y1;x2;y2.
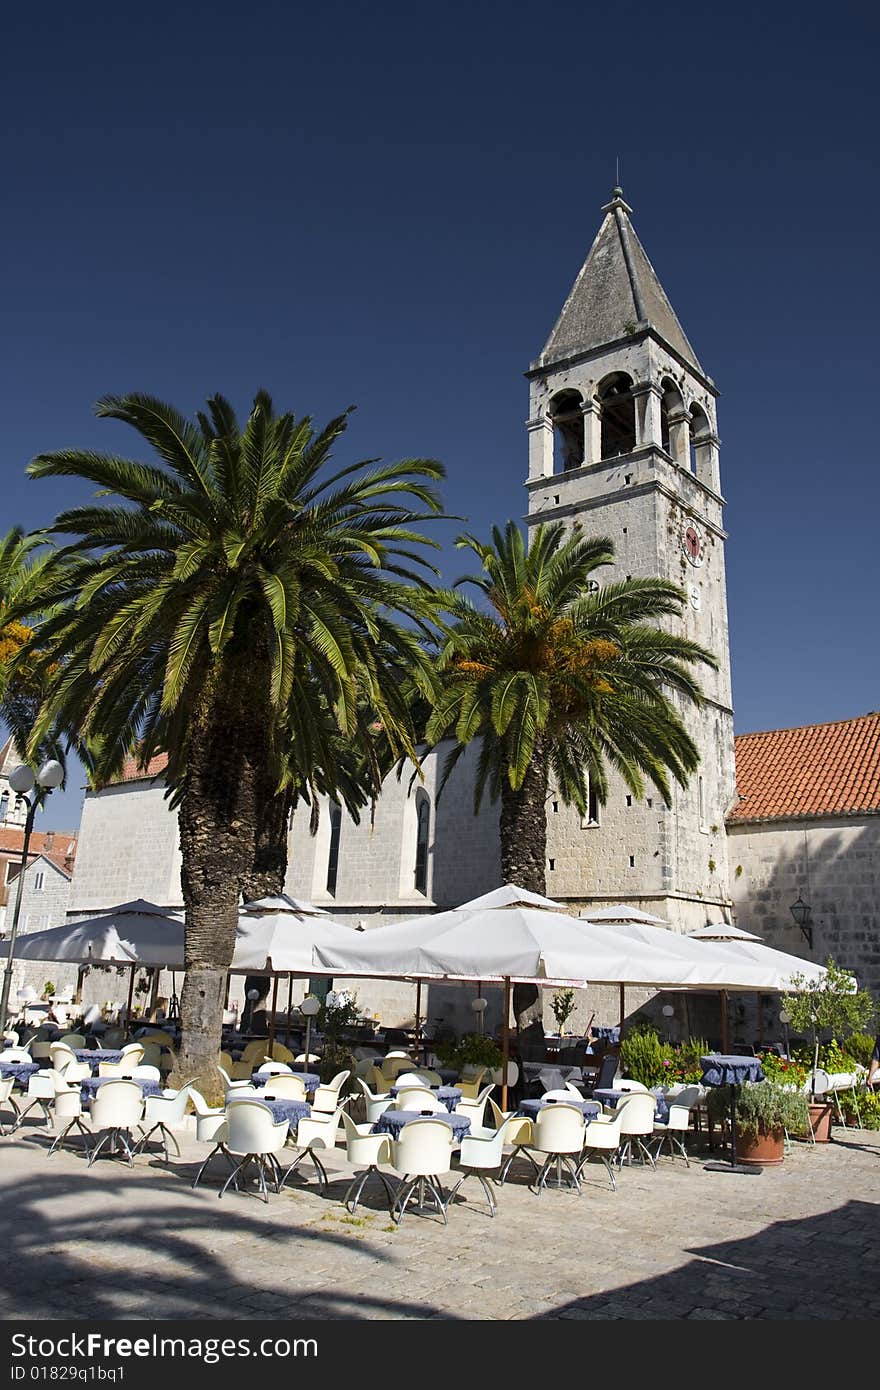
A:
708;1081;810;1137
843;1033;877;1069
668;1037;710;1083
435;1033;502;1071
619;1026;674;1087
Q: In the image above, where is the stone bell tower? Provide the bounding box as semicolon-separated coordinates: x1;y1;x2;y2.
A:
525;188;735;931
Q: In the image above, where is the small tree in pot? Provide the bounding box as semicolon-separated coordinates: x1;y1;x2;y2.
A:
707;1081;810;1164
784;959;875;1098
550;989;576;1038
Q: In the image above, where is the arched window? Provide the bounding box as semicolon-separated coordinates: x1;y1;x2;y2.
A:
659;378;683;456
598;373;635;459
414;794;430;894
325;803;342;895
548;389;584;472
0;791;8;823
689;403;711;478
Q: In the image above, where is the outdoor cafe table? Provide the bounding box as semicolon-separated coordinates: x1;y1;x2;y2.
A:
593;1088;670;1122
0;1062;40;1087
73;1049;123;1071
238;1097;311;1131
517;1097;601;1123
79;1076;164;1102
389;1085;461;1112
250;1070;320;1092
700;1053;765;1174
372;1109;471;1144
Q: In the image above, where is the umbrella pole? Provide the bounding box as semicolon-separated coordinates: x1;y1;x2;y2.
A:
721;990;729;1053
414;981;422;1062
268;976;279;1054
501;978;511;1112
286;974;294;1043
125;965;136;1034
618;983;625;1037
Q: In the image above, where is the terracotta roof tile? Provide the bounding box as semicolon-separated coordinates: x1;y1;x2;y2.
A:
728;713;880;824
114;754;169;784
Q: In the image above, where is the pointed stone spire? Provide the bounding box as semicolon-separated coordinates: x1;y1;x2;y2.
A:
538;188;703;373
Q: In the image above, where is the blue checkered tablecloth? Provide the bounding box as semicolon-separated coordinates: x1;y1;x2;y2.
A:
593;1088;670;1122
517;1098;601;1123
372;1109;470;1143
228;1096;311;1130
80;1076;163;1101
389;1085;461;1111
0;1062;40;1087
250;1070;319;1092
700;1054;765;1087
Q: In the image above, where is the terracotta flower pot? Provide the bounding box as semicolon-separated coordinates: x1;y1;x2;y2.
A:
734;1125;785;1165
808;1101;834;1142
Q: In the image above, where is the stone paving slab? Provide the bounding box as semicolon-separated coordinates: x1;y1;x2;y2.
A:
0;1119;877;1321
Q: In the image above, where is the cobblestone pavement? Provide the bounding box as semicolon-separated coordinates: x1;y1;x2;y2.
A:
0;1119;877;1321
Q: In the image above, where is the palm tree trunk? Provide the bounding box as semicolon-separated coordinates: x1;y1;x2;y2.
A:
499;748;548;1040
239;782;293;903
171;653;270;1100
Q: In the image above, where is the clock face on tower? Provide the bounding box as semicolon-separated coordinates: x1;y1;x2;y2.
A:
682;524;703;566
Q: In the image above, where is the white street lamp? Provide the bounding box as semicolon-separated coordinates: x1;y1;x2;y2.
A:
471;995;488;1034
300;994;321;1067
0;761;66;1032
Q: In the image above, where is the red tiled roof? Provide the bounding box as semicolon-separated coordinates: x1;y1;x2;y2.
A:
728;713;880;824
0;827;78;862
115;753;169;784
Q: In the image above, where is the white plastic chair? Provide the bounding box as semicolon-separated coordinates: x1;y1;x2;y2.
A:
453;1083;496;1131
219;1098;289;1202
575;1109;623;1190
0;1076;21;1135
616;1079;649;1093
129;1065;161;1083
13;1071;57;1132
294;1053;321;1067
312;1070;351;1115
0;1048;33;1063
60;1033;86;1048
261;1075;307;1102
341;1111;396;1214
47;1073;92;1158
393;1086;446;1113
357;1077;393;1123
394;1071;436;1090
530;1103;587;1194
188;1090;231;1190
88;1080;145;1166
388;1118;455;1225
279;1105;345;1191
134;1081;196;1162
615;1091;657;1168
217;1065;251;1093
447;1116;519;1217
256;1061;292;1076
49;1042;80;1074
651;1085;701;1166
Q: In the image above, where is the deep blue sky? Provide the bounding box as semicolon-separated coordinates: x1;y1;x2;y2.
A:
3;0;878;829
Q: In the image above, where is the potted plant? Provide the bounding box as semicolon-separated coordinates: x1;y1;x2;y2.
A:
316;988;362;1083
550;988;576;1038
783;959;875;1142
619;1025;674;1088
708;1081;810;1165
435;1032;503;1080
42;981;56;1000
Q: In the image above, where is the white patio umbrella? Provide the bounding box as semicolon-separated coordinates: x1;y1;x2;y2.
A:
684;925;828;989
312;884;781;991
232;894;361;1046
0;899;184;966
312;883;789;1106
582;903;669;925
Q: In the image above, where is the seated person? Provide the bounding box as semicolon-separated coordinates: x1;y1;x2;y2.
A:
868;1035;880;1089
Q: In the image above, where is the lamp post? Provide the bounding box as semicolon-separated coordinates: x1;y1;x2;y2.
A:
789;896;813;948
779;1009;791;1059
471;995;488;1035
661;1002;675;1042
300;994;321;1068
0;760;65;1035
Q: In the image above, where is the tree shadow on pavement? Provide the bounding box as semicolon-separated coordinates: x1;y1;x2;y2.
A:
533;1200;880;1319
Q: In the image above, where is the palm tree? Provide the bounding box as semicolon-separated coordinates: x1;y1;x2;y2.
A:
21;391;445;1089
425;520;716;1033
0;528;69;771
